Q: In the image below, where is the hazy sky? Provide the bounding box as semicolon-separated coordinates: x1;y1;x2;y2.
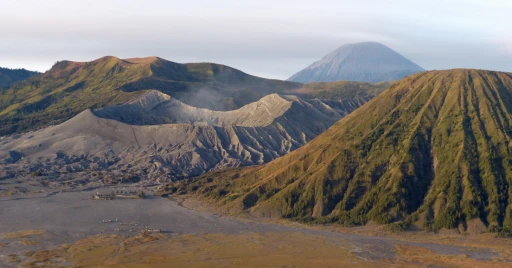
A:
1;0;510;79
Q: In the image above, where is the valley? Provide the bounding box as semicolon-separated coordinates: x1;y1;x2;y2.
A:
0;181;510;267
3;68;512;267
3;1;511;267
2;54;512;268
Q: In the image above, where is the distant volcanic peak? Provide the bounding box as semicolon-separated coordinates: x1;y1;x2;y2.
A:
289;41;424;83
194;69;512;233
322;41;385;58
333;42;422;68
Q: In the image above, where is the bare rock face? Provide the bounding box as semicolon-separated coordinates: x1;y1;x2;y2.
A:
0;90;366;181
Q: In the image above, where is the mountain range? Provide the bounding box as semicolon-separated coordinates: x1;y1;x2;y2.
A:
4;52;512;235
0;90;370;181
0;55;391;183
187;69;512;234
0;56;301;136
288;42;424;83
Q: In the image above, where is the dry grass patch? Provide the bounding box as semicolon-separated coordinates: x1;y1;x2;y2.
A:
1;230;45;239
21;251;35;257
18;232;396;268
395;245;508;267
20;244;71;268
0;189;14;197
6;254;21;264
13;231;512;268
18;240;42;245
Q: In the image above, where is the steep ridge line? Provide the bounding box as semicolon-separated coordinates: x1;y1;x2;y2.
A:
93;90;295;127
185;69;512;234
0;56;301;135
0;90;368;181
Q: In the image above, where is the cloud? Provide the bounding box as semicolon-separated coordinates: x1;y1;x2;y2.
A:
0;0;511;77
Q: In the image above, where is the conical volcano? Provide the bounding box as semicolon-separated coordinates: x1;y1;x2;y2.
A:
190;69;512;233
288;42;424;83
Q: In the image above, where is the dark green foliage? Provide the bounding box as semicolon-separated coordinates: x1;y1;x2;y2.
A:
0;67;39;87
290;81;390;101
386;221;411;232
242;192;259;209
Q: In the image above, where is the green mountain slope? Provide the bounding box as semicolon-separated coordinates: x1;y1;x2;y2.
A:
187;69;512;233
0;67;39;87
0;56;300;135
0;56;389;136
290;81;391;101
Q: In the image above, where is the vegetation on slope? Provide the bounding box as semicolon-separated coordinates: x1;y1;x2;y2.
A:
0;67;39;87
289;81;391;101
0;56;300;135
0;56;390;136
186;69;512;233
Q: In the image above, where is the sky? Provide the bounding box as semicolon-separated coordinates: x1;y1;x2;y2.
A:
1;0;511;79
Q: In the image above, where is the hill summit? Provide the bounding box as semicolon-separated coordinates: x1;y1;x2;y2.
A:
189;69;512;233
288;42;424;83
0;56;300;135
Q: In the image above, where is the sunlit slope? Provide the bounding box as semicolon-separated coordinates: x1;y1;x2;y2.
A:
0;56;300;135
291;80;391;101
190;69;512;232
